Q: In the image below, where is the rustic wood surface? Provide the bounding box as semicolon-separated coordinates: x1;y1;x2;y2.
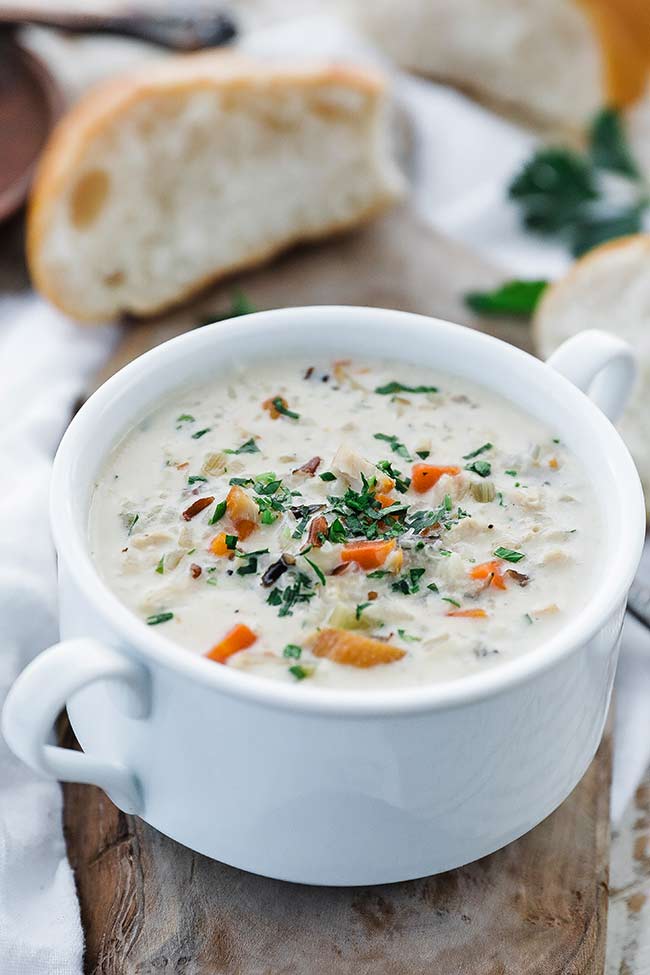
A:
54;205;612;974
60;714;611;975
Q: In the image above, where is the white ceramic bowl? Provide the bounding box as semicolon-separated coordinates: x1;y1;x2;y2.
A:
2;307;645;885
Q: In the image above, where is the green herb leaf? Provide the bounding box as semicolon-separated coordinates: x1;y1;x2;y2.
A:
188;475;208;484
374;433;412;461
509;147;598;235
465;281;548;318
504;469;517;477
570;204;643;257
375;381;438;395
415;449;430;460
376;459;411;493
225;437;259;455
465;460;491;478
367;569;390;579
155;555;164;575
319;471;337;482
272;397;300;420
176;414;195;423
397;628;421;642
146;612;173;625
267;588;283;606
127;513;139;536
328;518;347;544
303;555;326;586
225;534;238;550
283;644;302;659
463;442;494;460
209;499;227;524
355;602;371;620
288;664;310;680
442;596;461;608
229;477;254;487
589;107;640;179
191;428;211;439
427;582;439;592
494;546;525;563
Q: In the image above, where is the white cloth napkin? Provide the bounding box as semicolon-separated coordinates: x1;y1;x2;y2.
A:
0;296;115;974
1;14;649;973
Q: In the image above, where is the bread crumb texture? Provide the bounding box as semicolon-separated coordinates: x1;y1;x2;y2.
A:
28;52;404;321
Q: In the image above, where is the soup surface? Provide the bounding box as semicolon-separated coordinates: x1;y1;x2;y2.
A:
89;357;600;689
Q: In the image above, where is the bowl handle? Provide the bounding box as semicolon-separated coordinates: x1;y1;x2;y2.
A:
546;329;636;423
1;639;148;814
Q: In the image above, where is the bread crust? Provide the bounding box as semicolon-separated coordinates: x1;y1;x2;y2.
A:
27;51;393;322
533;233;650;518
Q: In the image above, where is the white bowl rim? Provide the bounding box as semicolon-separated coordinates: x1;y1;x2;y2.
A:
51;306;646;717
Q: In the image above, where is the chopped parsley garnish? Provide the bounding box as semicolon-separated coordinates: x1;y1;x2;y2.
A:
465;460;491;477
438;549;452;557
224;534;238;550
126;513;139;535
191;428;211;439
303;555;326;586
209;499;227;524
463;442;493;460
319;471;337;482
497;492;505;507
283;644;302;659
524;613;534;625
376;459;411;493
176;414;194;423
356;602;371;620
442;596;461;608
465;281;547;318
272;397;300;420
235;549;267;575
415;449;430;460
188;475;208;484
327;476;405;541
494;547;526;563
504;470;517;477
392;567;426;595
367;569;390;579
375;381;438;395
374;433;412;461
155;555;164;575
225;437;259;455
268;572;316;617
288;664;310;680
229;477;254;487
146;612;173;625
427;582;439;593
328;518;347;544
397;628;421;642
255;476;282;496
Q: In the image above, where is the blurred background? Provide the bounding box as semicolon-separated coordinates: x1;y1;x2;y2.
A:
2;2;650;973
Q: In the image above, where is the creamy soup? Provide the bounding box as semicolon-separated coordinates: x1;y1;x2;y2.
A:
89;358;601;689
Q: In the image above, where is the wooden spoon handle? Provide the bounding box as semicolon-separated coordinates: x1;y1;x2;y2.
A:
0;5;237;50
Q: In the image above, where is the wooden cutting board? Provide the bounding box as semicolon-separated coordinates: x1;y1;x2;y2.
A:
64;206;611;974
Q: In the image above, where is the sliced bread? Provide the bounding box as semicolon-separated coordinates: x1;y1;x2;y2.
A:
28;51;404;321
534;234;650;516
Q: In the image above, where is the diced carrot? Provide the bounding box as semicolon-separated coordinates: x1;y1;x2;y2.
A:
447;608;488;619
548;457;559;470
341;537;396;570
206;623;257;663
226;485;258;540
210;532;236;558
469;560;507;590
412;464;461;493
308;628;405;668
375;493;396;508
263;396;287;419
